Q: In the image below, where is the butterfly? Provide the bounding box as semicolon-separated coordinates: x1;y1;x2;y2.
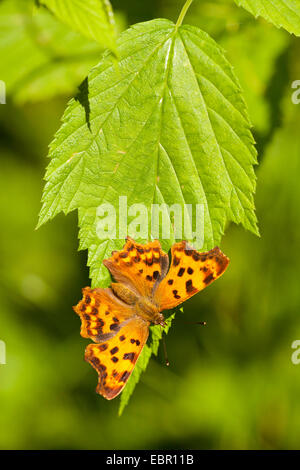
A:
73;237;229;399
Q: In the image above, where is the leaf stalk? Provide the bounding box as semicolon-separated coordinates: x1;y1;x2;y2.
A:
176;0;194;28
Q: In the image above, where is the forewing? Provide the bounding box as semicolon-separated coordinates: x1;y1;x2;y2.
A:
103;237;169;299
73;286;134;342
85;317;149;399
155;242;230;310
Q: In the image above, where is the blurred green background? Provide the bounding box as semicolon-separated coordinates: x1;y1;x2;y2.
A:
1;0;300;450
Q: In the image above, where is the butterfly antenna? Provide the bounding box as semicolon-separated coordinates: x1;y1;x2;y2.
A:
184;321;207;326
160;325;170;367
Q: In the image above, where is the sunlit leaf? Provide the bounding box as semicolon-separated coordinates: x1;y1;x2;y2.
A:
0;0;124;103
38;0;117;54
234;0;300;36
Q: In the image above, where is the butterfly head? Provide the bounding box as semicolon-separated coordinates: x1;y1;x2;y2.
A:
153;312;165;327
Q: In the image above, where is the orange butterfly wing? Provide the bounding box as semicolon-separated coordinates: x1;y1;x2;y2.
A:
103;237;169;299
85;317;149;399
73;286;134;342
74;286;150;399
155;241;229;310
74;239;230;400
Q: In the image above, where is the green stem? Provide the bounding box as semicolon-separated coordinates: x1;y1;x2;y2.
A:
176;0;194;28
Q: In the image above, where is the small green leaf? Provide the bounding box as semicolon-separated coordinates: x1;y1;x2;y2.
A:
234;0;300;36
38;0;117;53
0;0;124;103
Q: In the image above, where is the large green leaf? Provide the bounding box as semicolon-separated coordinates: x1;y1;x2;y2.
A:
38;0;117;53
39;18;258;407
234;0;300;35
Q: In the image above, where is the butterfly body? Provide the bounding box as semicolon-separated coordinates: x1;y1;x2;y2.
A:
110;281;163;325
135;298;164;325
74;238;229;399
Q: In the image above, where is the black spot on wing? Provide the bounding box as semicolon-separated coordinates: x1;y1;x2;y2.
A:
98;363;106;373
91;357;100;367
123;352;135;363
178;267;185;277
102;385;122;399
172;289;181;299
173;256;180;266
186;279;197;293
204;273;215;285
120;371;130;382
